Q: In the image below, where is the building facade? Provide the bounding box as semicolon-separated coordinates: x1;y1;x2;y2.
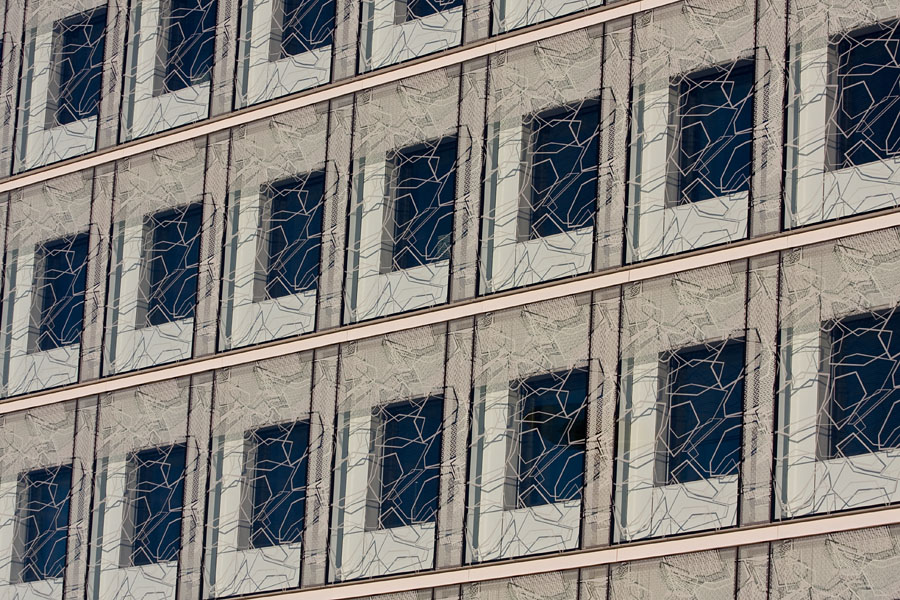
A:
0;0;897;597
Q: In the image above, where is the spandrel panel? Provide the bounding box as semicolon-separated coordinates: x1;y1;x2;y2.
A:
784;1;900;228
15;0;107;172
203;354;314;598
87;379;192;600
104;141;208;375
0;402;77;600
330;326;448;581
479;30;603;295
0;172;93;396
235;0;335;107
609;547;737;599
775;228;900;519
614;263;748;542
344;68;461;324
220;105;328;350
466;295;591;563
463;569;579;600
491;0;602;34
625;0;757;263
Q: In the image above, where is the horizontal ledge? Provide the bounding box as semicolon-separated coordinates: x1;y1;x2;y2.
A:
1;205;899;414
0;0;677;194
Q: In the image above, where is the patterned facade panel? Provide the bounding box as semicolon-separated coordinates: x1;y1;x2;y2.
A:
491;0;602;34
0;172;93;396
462;569;579;600
608;547;737;599
625;0;758;262
784;0;900;228
219;105;329;350
103;140;209;375
615;262;748;541
775;228;900;518
466;295;592;563
330;325;449;581
203;353;315;598
478;29;603;295
344;67;461;323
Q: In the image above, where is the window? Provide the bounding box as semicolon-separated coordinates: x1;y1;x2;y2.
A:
271;0;333;59
34;233;89;352
826;310;900;458
522;102;599;240
672;61;754;205
160;0;216;93
17;465;72;582
386;138;456;272
831;22;900;170
515;370;587;508
664;341;744;484
51;8;106;126
143;204;202;327
247;422;310;548
399;0;462;21
375;397;443;529
260;172;324;301
128;444;186;566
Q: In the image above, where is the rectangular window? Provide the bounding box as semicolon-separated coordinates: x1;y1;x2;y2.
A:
143;204;202;327
261;172;324;301
387;138;456;272
523;101;599;240
375;397;443;529
832;22;900;170
18;465;72;582
247;422;310;548
664;340;745;484
52;8;106;126
272;0;333;59
673;61;754;205
160;0;216;93
401;0;462;21
826;310;900;458
35;233;89;351
129;444;186;566
516;370;587;508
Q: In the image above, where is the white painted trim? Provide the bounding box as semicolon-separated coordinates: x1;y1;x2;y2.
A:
0;0;679;194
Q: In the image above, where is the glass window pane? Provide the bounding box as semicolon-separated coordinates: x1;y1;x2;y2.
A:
54;8;106;126
36;233;89;351
162;0;217;93
130;444;186;566
278;0;333;58
20;465;72;582
144;204;202;328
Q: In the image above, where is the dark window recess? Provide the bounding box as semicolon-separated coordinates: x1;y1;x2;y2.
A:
161;0;216;93
53;8;106;126
665;341;745;484
403;0;462;21
274;0;334;59
516;370;587;508
377;397;443;529
827;310;900;458
248;422;310;548
389;138;456;272
262;172;324;300
673;61;754;205
524;101;599;240
832;22;900;169
36;233;89;351
18;465;72;583
130;444;186;566
144;204;202;327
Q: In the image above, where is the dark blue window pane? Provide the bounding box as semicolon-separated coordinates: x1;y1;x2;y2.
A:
145;204;201;327
54;8;106;126
37;233;89;351
263;172;324;300
834;22;900;169
378;397;443;529
130;444;186;566
278;0;333;58
404;0;462;21
390;138;456;271
162;0;216;93
666;341;744;484
828;310;900;458
248;422;309;548
676;62;754;204
517;370;587;508
527;102;599;240
20;465;72;582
